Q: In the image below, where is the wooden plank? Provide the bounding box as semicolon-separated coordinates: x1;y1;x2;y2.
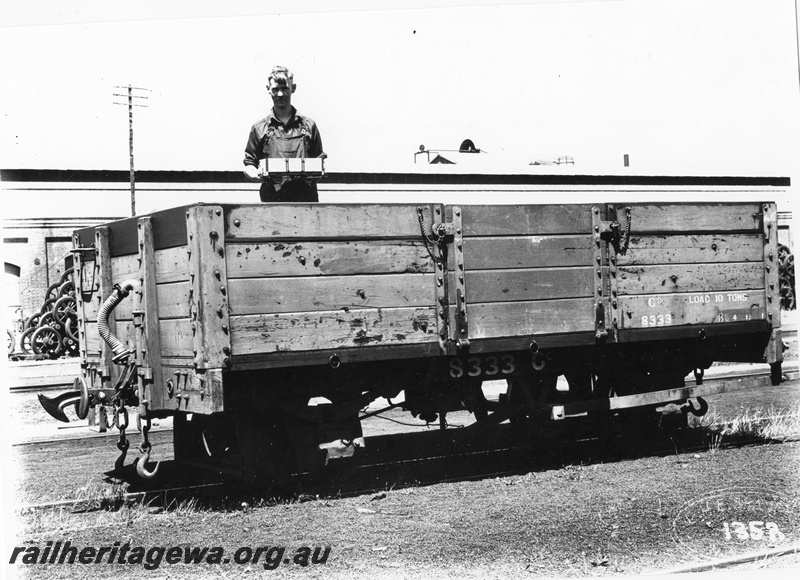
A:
187;205;232;369
226;204;437;240
82;282;191;321
618;290;767;329
229;307;439;355
464;297;596;339
6;359;82;389
616;262;765;295
452;235;593;270
138;217;166;411
225;240;434;278
155;282;192;319
625;203;762;233
617;234;763;266
451;267;594;303
231;342;442;370
86;319;193;358
458;205;593;236
762;202;782;365
107;248;189;284
153;246;191;283
228;273;435;315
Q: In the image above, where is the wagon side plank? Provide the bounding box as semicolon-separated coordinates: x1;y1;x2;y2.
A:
618;290;767;329
465;297;596;339
226;204;437;240
225;240;434;278
625;203;762;233
229;307;438;355
618;234;763;266
458;205;593;236
616;262;765;295
228;273;435;315
451;268;594;303
457;235;593;270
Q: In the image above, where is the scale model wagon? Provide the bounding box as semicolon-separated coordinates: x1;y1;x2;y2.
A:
40;198;784;484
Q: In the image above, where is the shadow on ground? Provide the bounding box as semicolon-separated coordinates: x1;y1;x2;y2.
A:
105;414;786;512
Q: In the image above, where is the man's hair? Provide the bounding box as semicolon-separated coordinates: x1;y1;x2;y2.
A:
268;66;294;88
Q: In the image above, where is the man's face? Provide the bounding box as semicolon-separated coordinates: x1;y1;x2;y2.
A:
268;79;293;108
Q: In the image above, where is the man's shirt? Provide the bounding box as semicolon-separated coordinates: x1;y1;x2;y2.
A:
243;107;323;167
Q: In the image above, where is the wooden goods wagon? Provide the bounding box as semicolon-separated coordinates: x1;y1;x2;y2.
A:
45;200;783;484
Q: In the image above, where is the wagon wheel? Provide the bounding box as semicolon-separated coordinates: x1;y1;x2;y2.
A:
31;326;63;358
778;244;795;311
237;407;326;488
38;311;58;330
53;296;77;326
64;316;79;342
58;280;75;298
780;279;796;310
7;330;14;356
504;375;556;424
44;281;62;302
40;297;58;314
60;268;75;285
25;313;42;329
19;327;36;354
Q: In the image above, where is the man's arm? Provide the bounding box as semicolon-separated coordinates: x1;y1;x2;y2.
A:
307;121;324;158
243;125;263;182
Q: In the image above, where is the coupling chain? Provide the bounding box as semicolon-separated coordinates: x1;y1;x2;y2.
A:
416;206;443;264
619;207;632;255
115;402;130;453
610;207;633;256
139;407;153;454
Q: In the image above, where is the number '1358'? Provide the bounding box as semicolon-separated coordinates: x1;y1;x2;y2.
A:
722;521;785;542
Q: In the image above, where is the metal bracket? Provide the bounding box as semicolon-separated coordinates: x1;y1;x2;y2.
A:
592;206;609;341
430;204;450;354
606;205;622;340
431;221;456;239
452;207;469;349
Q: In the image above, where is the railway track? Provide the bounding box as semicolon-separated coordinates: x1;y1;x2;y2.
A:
12;371;799;513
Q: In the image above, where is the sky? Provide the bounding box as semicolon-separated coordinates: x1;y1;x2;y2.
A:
1;0;799;182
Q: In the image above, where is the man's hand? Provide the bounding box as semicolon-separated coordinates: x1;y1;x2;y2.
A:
243;164;261;182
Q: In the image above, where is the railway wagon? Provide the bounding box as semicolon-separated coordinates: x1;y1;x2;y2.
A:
41;199;784;484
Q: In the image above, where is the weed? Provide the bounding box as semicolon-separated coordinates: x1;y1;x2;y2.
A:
709;432;724;453
690;404;800;442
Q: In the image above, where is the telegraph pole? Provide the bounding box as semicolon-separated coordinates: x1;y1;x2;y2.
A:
113;85;150;216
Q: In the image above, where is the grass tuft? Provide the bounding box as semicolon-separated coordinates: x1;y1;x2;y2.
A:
690;404;800;442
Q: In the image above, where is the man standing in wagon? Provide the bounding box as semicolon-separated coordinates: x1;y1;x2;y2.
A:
243;66;325;202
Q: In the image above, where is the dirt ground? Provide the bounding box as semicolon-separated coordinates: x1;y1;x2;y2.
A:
6;380;800;579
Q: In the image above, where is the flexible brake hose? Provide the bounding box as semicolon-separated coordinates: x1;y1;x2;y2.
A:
97;279;139;363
